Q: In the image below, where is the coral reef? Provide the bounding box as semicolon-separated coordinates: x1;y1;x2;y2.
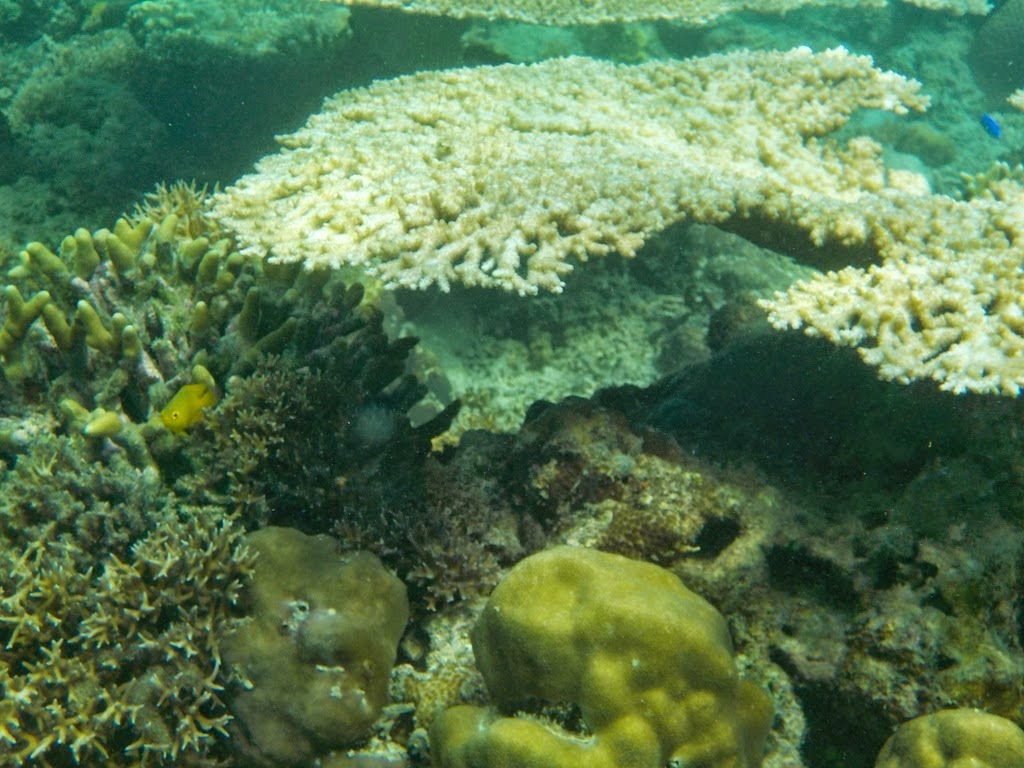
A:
0;423;254;766
126;0;351;61
324;0;988;26
0;0;355;255
761;172;1024;395
397;223;809;436
875;709;1024;768
0;184;456;532
211;47;927;295
0;183;267;468
431;546;773;768
222;527;408;766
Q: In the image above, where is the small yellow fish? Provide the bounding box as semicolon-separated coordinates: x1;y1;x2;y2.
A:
160;383;217;433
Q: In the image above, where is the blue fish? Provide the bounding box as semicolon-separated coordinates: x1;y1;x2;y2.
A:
980;113;1001;138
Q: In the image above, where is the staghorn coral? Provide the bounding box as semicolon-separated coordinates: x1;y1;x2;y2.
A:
211;47;928;295
0;424;254;766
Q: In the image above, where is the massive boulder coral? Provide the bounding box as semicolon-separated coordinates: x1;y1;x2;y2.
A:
431;546;773;768
875;709;1024;768
222;526;409;766
211;47;928;295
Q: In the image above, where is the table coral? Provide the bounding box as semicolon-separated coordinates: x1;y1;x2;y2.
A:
761;176;1024;395
431;546;773;768
222;526;409;767
211;47;927;295
323;0;987;25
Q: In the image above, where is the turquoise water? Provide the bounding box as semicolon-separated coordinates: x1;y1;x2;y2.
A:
1;2;1023;767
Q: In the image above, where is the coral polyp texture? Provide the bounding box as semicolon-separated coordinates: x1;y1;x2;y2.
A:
431;546;773;768
210;47;928;296
0;430;255;766
875;709;1024;768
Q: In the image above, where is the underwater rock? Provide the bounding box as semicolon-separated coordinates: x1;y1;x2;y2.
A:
969;0;1024;102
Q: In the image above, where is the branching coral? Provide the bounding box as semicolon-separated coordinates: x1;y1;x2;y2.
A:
761;176;1024;395
0;427;254;766
0;182;455;495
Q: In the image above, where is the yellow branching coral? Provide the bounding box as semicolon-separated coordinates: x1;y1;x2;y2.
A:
761;178;1024;396
212;48;927;295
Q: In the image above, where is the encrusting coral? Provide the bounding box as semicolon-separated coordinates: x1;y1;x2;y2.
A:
431;546;773;768
211;47;928;296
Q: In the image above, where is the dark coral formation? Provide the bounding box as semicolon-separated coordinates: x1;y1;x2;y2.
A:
969;0;1024;102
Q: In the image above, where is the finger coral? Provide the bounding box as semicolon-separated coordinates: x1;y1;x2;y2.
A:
211;47;927;295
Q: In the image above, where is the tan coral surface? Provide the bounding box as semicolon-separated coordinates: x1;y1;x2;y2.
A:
761;178;1024;395
212;48;927;295
321;0;987;25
